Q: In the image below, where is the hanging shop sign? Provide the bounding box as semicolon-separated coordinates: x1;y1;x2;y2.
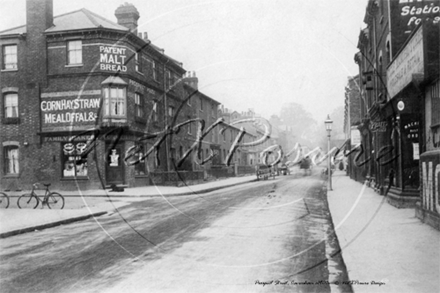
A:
100;45;128;72
387;26;424;98
369;120;387;132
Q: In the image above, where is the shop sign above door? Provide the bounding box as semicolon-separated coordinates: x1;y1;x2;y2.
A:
370;120;387;132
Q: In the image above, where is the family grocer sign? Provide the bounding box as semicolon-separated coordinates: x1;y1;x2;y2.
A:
99;46;128;72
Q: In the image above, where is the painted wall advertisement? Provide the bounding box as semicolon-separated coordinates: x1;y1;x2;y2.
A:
387;26;424;98
40;90;101;132
99;45;128;72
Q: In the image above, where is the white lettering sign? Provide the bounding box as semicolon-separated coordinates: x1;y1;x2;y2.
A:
40;97;101;124
99;46;128;72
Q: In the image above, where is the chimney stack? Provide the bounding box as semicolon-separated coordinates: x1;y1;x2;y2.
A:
184;71;198;90
27;0;53;33
115;3;140;34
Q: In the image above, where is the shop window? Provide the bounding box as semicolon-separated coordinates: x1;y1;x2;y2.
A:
3;144;19;175
135;93;143;118
3;92;19;123
62;142;88;178
134;144;146;176
103;86;126;118
67;40;82;65
2;44;17;70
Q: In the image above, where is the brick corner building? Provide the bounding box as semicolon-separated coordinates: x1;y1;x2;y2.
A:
0;0;197;190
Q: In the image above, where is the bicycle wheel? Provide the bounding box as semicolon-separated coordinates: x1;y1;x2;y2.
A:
0;192;9;208
18;193;38;209
46;192;65;209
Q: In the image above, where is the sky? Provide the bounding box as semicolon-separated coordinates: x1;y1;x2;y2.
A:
0;0;367;123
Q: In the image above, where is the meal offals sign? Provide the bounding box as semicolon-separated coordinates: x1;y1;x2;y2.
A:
100;46;127;72
40;91;101;131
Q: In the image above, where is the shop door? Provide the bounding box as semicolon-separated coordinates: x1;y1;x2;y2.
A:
106;143;124;185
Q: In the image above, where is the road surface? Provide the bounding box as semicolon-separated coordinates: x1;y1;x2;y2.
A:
0;171;351;293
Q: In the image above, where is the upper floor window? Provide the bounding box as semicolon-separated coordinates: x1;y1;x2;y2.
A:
152;101;158;122
168;106;174;118
4;93;18;118
153;61;159;81
135;93;143;118
2;45;17;70
3;144;19;175
67;40;82;65
103;86;126;118
135;52;142;73
166;70;171;89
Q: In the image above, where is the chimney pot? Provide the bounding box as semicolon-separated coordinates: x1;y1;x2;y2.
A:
115;3;140;35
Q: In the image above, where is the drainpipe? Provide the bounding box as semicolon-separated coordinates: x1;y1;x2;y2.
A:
163;56;171;172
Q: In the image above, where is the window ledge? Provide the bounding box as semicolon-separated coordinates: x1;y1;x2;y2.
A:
60;177;89;181
136;70;144;75
65;64;83;68
135;117;146;124
1;68;18;72
3;174;19;178
2;117;20;124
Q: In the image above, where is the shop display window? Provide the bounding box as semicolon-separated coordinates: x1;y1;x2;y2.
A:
62;142;88;178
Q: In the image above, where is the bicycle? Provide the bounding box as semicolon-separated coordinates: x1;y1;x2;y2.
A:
17;183;65;209
0;192;10;208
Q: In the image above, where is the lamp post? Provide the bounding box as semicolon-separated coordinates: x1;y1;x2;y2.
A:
325;115;333;191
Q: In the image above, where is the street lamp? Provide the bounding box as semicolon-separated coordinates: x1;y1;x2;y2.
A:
324;115;333;191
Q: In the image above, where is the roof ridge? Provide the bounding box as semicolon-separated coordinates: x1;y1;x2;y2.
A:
83;8;128;30
81;8;101;28
52;8;84;20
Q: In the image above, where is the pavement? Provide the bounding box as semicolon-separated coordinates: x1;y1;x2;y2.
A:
1;170;439;293
0;175;257;238
327;170;440;293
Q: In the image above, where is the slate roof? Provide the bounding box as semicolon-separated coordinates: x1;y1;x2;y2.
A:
0;8;128;36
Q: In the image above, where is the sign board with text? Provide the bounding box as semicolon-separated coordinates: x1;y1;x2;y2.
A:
40;90;101;132
387;26;424;98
